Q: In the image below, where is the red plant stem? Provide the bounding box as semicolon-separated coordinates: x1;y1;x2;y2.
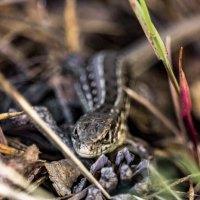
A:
179;47;199;165
183;115;198;149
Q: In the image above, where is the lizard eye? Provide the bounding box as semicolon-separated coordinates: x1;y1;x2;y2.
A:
102;132;110;144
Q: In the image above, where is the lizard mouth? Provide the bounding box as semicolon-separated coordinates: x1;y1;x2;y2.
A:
72;138;111;158
73;140;120;158
77;144;96;158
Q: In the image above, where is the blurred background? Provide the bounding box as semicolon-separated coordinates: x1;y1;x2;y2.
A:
1;0;200;199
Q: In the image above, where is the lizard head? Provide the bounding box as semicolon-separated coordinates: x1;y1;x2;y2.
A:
71;112;125;158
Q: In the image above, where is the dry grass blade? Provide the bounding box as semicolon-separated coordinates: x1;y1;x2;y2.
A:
0;73;111;199
64;0;80;52
0;35;30;69
0;143;21;155
80;19;124;35
189;181;194;200
131;196;145;200
0;16;65;49
0;111;24;120
0;183;45;200
124;87;181;139
0;161;52;198
165;36;187;144
0;126;7;144
0;0;27;5
0;161;30;189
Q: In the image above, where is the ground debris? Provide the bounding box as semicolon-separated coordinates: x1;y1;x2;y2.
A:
1;144;41;175
0;144;44;194
45;159;81;196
